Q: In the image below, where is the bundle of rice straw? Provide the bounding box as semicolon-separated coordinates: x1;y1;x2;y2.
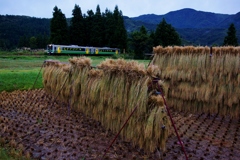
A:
151;46;240;118
43;57;171;152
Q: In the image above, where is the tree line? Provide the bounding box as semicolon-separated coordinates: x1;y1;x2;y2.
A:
0;4;238;59
0;15;50;50
50;5;128;52
49;4;182;58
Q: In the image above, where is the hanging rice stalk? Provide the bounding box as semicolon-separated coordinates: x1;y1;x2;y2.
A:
151;46;240;118
42;57;170;153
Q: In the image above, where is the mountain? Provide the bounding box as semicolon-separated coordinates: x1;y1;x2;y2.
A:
0;8;239;48
123;16;156;32
131;8;231;28
124;8;240;45
218;12;240;28
0;15;50;48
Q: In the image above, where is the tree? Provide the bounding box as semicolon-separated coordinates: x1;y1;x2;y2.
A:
155;18;181;47
130;26;149;59
110;6;127;51
36;34;49;48
69;4;84;45
85;10;95;46
29;36;37;49
103;9;115;47
147;31;155;52
50;6;69;44
18;35;29;48
0;39;8;50
223;23;238;46
91;5;104;47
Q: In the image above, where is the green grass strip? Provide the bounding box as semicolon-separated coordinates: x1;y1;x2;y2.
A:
0;69;43;92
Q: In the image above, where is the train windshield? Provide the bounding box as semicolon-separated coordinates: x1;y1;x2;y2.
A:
47;45;53;50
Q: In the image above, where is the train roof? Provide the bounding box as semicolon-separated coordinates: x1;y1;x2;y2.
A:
48;44;119;50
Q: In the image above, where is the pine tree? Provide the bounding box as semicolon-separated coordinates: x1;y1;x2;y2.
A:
50;6;69;45
130;26;149;59
111;6;127;51
85;10;94;46
91;5;104;47
69;4;84;45
223;23;238;46
29;36;37;49
155;18;181;47
148;31;155;52
104;9;115;47
18;35;29;48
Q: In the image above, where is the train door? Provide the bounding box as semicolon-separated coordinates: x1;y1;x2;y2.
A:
95;48;99;54
91;48;95;54
53;46;57;53
86;48;89;54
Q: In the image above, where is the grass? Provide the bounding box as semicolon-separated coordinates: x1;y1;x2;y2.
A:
0;146;29;160
0;148;14;160
0;51;150;159
0;69;43;92
0;52;150;92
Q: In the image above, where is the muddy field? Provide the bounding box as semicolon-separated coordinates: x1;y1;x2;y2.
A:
0;89;240;160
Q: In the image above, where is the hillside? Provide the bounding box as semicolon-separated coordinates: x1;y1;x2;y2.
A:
0;8;240;48
0;15;50;48
131;8;232;28
125;8;240;45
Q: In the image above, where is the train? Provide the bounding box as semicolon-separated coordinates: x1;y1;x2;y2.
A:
46;44;120;55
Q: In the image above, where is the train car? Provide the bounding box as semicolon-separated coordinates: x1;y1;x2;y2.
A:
46;44;120;55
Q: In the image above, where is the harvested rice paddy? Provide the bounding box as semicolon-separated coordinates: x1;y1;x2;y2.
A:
0;46;239;159
0;89;240;159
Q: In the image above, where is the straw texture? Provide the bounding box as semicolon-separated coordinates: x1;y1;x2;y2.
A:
151;46;240;118
43;57;170;152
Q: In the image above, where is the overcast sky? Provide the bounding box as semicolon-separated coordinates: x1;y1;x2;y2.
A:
0;0;240;18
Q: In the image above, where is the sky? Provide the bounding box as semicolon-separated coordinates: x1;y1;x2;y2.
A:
0;0;240;18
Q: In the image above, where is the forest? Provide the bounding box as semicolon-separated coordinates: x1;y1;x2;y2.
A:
0;5;238;59
0;5;180;56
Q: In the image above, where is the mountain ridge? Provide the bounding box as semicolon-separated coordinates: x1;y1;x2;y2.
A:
0;8;239;48
130;8;239;29
124;8;240;45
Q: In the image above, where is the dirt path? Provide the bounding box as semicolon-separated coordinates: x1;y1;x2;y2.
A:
0;89;240;160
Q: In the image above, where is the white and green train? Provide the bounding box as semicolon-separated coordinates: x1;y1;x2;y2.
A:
46;44;120;55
